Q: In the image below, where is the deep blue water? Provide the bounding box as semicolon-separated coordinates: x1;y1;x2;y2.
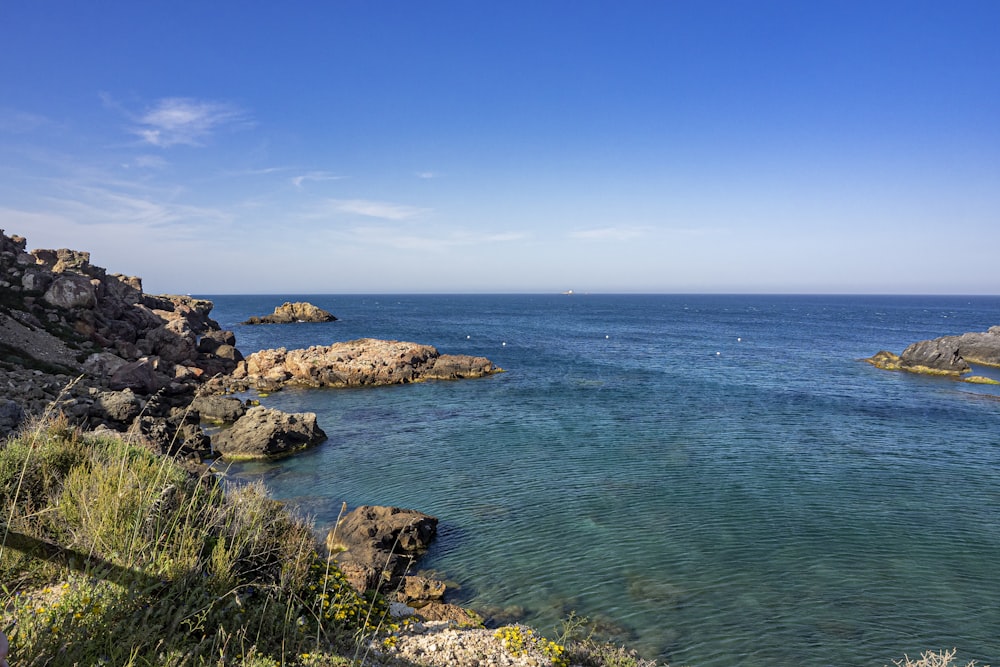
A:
201;294;1000;667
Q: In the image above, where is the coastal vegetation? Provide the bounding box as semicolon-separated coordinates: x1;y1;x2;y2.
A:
1;415;391;665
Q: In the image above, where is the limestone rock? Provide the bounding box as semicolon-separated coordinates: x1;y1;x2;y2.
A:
241;301;337;325
42;274;97;310
234;338;500;390
212;406;326;460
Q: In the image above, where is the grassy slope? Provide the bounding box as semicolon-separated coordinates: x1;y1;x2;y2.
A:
1;417;388;666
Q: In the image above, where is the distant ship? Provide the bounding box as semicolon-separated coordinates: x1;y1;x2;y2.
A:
561;289;574;295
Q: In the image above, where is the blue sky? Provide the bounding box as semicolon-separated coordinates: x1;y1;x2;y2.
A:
2;2;998;294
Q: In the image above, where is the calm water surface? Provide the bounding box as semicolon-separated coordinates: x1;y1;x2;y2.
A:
203;294;1000;667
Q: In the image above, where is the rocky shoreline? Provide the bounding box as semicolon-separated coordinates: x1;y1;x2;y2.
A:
0;229;507;643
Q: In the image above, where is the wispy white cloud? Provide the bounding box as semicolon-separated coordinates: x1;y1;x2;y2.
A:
130;97;249;148
348;225;526;251
19;171;235;240
292;171;343;189
130;154;169;169
0;108;53;134
326;198;430;221
570;226;649;241
415;171;437;179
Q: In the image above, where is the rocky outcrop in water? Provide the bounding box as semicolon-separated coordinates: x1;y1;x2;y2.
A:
229;338;501;392
326;505;439;593
212;406;326;460
241;301;337;325
866;326;1000;377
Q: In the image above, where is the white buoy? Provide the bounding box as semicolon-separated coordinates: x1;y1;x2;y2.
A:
502;341;507;346
466;335;471;339
605;335;610;339
716;351;721;356
737;337;742;342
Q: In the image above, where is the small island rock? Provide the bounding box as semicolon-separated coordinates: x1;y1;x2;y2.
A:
241;301;337;325
232;338;500;391
866;325;1000;376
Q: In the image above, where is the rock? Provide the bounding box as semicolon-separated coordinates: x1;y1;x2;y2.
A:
197;329;237;353
898;338;971;374
110;357;166;393
866;326;1000;376
401;575;447;606
0;399;26;439
949;326;1000;366
414;603;484;627
326;505;438;593
90;388;143;425
212;406;326;460
191;395;246;423
964;375;1000;385
241;301;337;325
0;312;82;373
42;273;97;309
139;319;198;366
134;413;213;460
234;338;500;390
82;351;129;378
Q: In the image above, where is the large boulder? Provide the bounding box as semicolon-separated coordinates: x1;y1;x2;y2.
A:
212;406;326;460
0;399;25;439
90;388;143;425
899;338;971;374
109;357;166;393
949;326;1000;366
326;505;438;594
82;351;129;378
133;412;213;461
41;274;96;309
233;338;500;390
191;395;246;423
241;301;337;325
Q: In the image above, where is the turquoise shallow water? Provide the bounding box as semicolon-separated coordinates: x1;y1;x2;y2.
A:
204;294;1000;666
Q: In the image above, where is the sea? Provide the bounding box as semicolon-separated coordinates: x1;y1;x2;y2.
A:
199;294;1000;667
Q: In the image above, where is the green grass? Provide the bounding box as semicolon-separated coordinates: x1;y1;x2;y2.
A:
1;417;393;666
